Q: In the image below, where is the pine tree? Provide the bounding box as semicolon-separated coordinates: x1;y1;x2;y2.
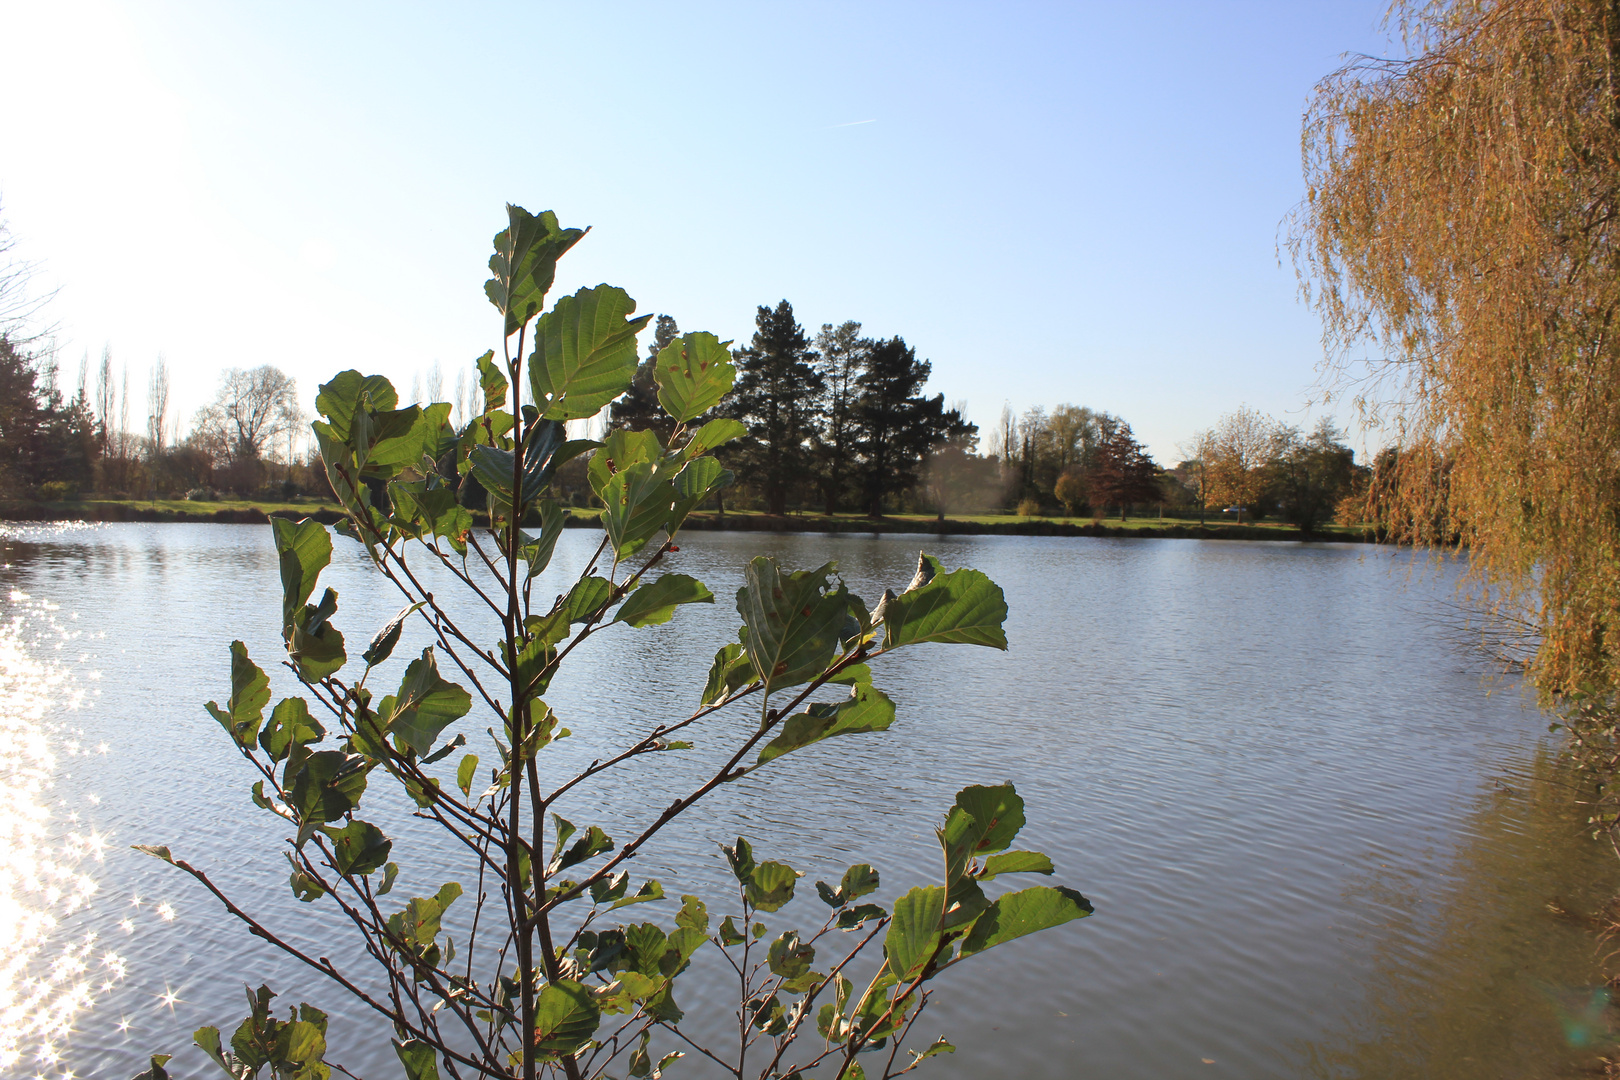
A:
725;301;822;515
608;314;679;439
811;320;868;514
853;336;949;517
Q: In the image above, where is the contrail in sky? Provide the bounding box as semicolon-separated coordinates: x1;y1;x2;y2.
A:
827;119;878;128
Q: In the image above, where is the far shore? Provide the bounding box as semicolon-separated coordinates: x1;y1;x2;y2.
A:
0;498;1375;543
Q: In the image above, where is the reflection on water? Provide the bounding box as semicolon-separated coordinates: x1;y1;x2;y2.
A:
0;587;116;1077
3;523;1619;1079
1302;747;1620;1078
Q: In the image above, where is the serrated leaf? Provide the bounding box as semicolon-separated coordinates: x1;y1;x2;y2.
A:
941;784;1026;881
601;461;676;559
272;518;333;635
315;370;398;442
485;204;585;337
837;902;888;930
393;1038;441;1080
957;885;1093;959
615;574;714;627
532;979;601;1060
206;640;271;749
757;684;895;764
717;915;745;946
668;456;732;532
324;819;392;876
736;558;848;693
286;750;369;823
587;428;664;497
653;331;736;422
363;602;425;667
610;879;666;909
386;649;472;756
676;894;709;933
979;850;1055;881
747;860;798;912
677;416;747;460
881;553;1008;651
259;697;324;763
529;284;652;420
701;641;753;704
885;885;945;981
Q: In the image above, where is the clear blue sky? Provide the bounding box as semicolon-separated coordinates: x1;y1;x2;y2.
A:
0;0;1394;463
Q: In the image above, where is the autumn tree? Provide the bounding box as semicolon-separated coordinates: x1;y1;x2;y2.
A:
1266;418;1360;534
1203;406;1279;523
726;301;822;515
1293;0;1620;692
1089;419;1159;520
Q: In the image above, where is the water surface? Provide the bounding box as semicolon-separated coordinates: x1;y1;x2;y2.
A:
0;523;1613;1079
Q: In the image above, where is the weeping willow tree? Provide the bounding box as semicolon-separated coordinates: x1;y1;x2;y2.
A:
1291;0;1620;696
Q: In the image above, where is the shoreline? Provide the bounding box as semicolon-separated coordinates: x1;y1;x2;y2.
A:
0;500;1374;543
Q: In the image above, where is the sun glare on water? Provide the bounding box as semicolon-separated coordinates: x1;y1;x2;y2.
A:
0;593;121;1075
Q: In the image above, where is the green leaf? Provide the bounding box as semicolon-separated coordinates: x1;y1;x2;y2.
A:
324;819;392;876
836;902;888;930
722;837;755;883
531;979;601;1060
130;1053;174;1080
289;600;347;681
259;697;324;763
133;844;174;863
819;862;880;907
957;885;1093;959
615;574;714;627
387;883;463;950
272;518;333;635
979;850;1056;880
456;753;480;796
757;684;895;764
746;860;799;912
885;885;946;981
474;350;508;413
206;640;271;749
286;750;369;823
668;456;733;532
550;824;615;874
767;930;815;979
601;461;675;559
271;1018;325;1075
736;558;849;692
289;864;325;902
911;1038;956;1064
653;331;736;423
192;1026;233;1077
486;204;585;338
315;370;398;441
676;894;709;933
363;602;424;667
678;416;747;459
701;640;753;704
386;649;472;756
524;500;566;579
940;784;1026;881
587;428;664;497
377;861;399;895
610;879;666;909
393;1038;442;1080
881;553;1009;651
717;915;746;946
529;284;653;420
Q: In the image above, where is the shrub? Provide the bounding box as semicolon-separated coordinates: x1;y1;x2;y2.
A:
38;480;79;502
1017;496;1042;517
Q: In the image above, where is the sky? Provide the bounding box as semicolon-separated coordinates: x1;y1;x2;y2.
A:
0;0;1397;464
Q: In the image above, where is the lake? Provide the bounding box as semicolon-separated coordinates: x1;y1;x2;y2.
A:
1;522;1615;1079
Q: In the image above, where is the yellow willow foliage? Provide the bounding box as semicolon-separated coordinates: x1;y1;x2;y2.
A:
1291;0;1620;696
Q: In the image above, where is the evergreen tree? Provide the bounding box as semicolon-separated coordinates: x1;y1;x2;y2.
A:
811;320;869;514
0;335;97;496
853;336;949;517
608;314;679;439
725;301;822;515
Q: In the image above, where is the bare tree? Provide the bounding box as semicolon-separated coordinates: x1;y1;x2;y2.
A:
95;346;114;456
147;356;170;455
424;359;444;403
0;198;56;346
195;365;299;460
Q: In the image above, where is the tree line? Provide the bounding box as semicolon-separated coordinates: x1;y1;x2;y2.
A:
0;284;1364;530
